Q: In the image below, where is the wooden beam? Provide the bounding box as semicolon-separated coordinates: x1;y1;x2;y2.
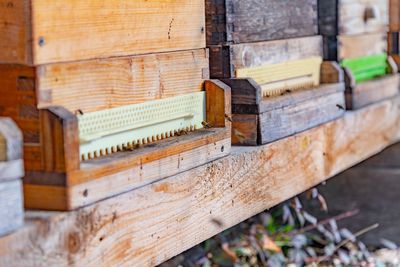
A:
0;0;206;65
1;97;400;266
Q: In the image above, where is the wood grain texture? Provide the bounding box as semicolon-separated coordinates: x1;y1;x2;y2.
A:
23;128;231;210
0;180;23;237
224;62;344;113
205;80;232;128
0;0;205;65
338;0;389;35
258;90;345;144
319;0;389;36
0;65;42;171
338;33;387;60
225;61;345;145
22;82;232;210
0;49;210;171
36;49;209;113
2;49;208;114
322;33;388;61
230;84;346;145
209;36;322;79
0;0;32;64
345;73;400;110
40;107;79;173
206;0;317;45
1;97;400;266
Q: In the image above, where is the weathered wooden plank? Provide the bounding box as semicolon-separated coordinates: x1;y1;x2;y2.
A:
258;90;345;144
36;49;209;113
209;36;322;79
338;33;387;60
229;84;346;145
319;0;389;36
1;97;400;266
320;0;389;61
222;60;346;145
345;72;399;110
25;136;231;210
206;0;317;45
322;33;388;61
338;0;389;35
1;49;208;114
0;0;206;65
21;80;232;211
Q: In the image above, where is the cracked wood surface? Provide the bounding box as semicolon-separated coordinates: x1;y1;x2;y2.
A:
1;97;400;266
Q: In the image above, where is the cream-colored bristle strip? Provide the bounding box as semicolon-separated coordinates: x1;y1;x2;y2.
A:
261;76;317;97
235;56;322;95
78;92;205;161
80;125;198;161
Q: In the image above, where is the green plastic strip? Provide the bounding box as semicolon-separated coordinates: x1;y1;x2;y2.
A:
341;53;388;83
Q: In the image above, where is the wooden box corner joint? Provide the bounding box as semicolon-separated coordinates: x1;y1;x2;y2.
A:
24;81;231;211
343;56;400;110
225;60;346;145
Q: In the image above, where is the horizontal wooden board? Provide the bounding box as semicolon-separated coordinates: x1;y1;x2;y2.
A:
209;36;323;79
1;97;400;266
229;84;346;145
346;74;400;109
339;0;389;35
258;91;345;144
1;0;206;65
206;0;317;45
319;0;389;36
36;49;209;113
222;62;344;113
338;33;387;60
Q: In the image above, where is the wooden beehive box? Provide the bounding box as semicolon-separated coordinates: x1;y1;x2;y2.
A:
0;0;206;65
319;0;399;109
206;0;318;45
0;118;24;236
0;1;232;210
209;36;345;145
206;0;344;145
